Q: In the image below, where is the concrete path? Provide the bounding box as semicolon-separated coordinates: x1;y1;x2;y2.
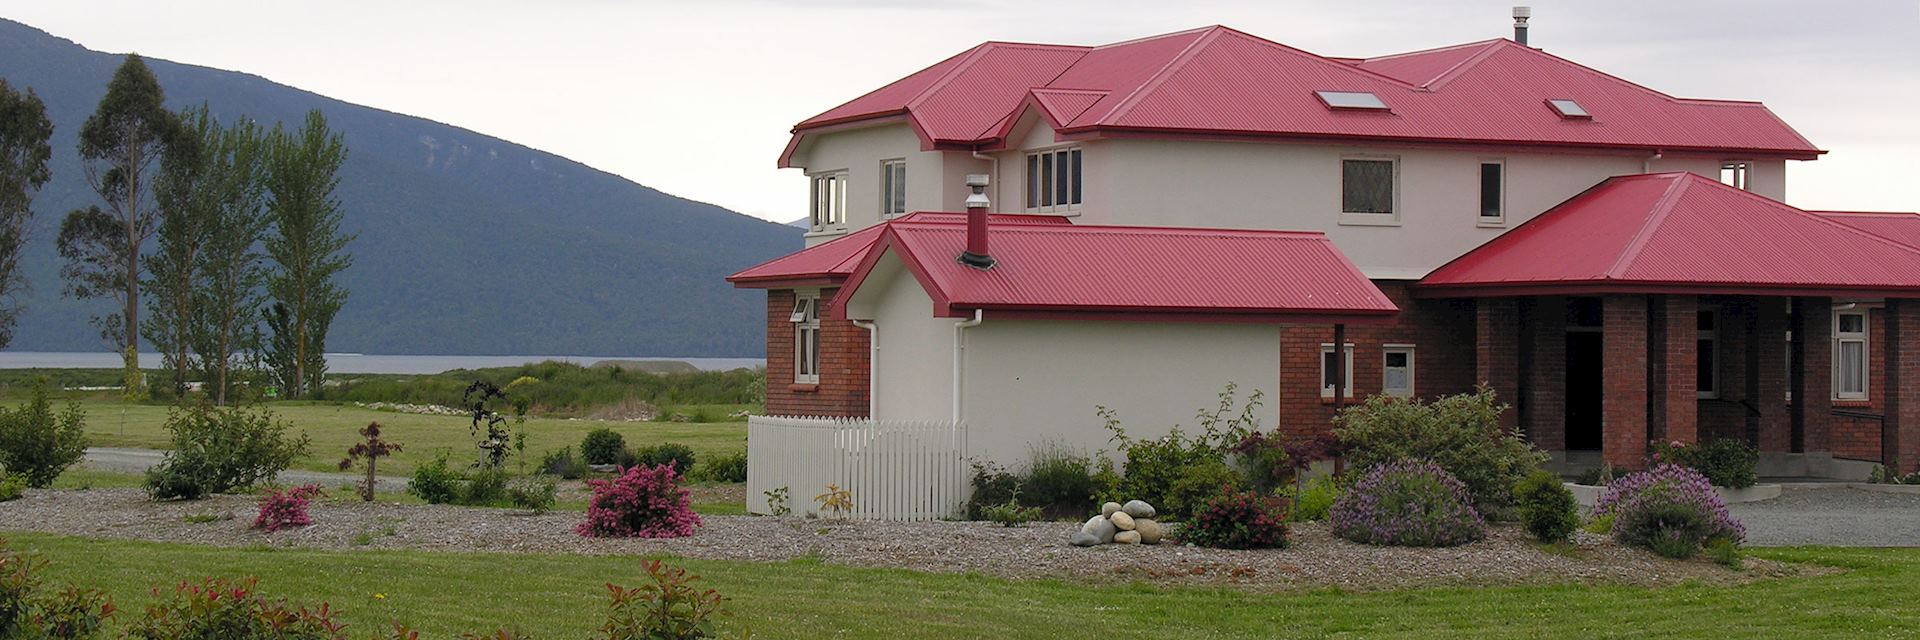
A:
1731;486;1920;547
83;447;409;492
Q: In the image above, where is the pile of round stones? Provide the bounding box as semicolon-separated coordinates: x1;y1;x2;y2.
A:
1069;500;1164;547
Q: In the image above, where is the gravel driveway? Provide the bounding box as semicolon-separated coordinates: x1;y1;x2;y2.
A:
1732;487;1920;547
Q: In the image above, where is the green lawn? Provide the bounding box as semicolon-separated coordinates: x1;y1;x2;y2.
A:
70;398;746;475
0;533;1916;638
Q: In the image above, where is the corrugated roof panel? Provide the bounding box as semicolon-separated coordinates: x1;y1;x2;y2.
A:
1814;211;1920;249
727;213;1068;286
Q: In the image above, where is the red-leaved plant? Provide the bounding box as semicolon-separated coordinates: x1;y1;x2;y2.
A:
1180;488;1292;549
577;464;702;538
121;577;347;639
253;485;324;532
601;559;742;640
340;422;403;501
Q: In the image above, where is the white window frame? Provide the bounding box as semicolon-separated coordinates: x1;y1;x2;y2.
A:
1339;155;1400;226
1834;309;1869;401
1023;146;1083;213
792;291;822;384
1382;344;1416;398
1697;309;1720;400
1319;343;1355;399
809;171;848;232
880;159;907;218
1720;161;1752;191
1477;159;1506;227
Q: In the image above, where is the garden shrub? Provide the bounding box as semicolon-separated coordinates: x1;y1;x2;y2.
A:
1228;430;1293;493
1181;488;1290;549
1706;537;1743;569
633;443;697;475
0;387;88;488
339;421;402;501
143;403;309;500
1513;470;1579;543
508;476;558;514
407;455;463;505
578;464;702;538
964;461;1021;520
1654;439;1758;489
581;428;626;466
697;450;748;483
1593;463;1744;559
1280;474;1341;522
1018;444;1108;518
602;559;748;639
1333;388;1544;519
121;577;347;639
1098;384;1260;520
980;497;1043;527
253;485;324;532
1330;459;1485;547
0;542;116;640
540;447;588;480
0;474;24;503
463;467;511;505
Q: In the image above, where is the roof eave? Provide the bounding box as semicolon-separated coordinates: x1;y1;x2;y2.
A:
1413;280;1920;299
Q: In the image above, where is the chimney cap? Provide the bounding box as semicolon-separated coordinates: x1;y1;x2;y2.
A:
1512;6;1531;18
965;174;990;188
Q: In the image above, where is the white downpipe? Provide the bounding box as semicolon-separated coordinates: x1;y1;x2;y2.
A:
852;319;877;418
1642;150;1664;174
971;150;999;212
952;309;983;424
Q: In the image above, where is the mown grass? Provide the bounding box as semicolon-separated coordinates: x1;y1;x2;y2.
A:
1;533;1916;638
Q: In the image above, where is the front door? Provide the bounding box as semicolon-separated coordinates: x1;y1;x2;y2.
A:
1565;331;1603;451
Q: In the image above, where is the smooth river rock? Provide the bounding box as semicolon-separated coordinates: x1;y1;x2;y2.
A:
1086;517;1118;543
1101;502;1123;518
1109;511;1136;531
1135;518;1163;544
1114;530;1142;545
1122;500;1156;519
1069;531;1101;547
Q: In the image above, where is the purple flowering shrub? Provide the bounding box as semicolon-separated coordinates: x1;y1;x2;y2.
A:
1330;460;1485;547
577;464;702;538
1593;463;1744;558
252;485;323;532
1180;489;1291;549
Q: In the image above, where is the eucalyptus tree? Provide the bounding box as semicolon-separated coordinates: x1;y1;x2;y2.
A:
0;79;53;348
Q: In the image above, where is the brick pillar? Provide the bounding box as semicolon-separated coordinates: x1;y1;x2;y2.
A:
1752;298;1789;451
1789;297;1832;454
1476;298;1521;430
1526;297;1567;451
1885;300;1920;473
1603;295;1650;468
1649;295;1698;445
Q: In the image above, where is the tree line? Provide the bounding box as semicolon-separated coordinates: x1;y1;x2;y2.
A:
0;54;352;402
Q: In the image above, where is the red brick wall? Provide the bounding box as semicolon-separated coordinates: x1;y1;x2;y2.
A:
1791;297;1834;455
1602;295;1650;469
1832;414;1884;462
1649;295;1698;445
763;288;871;418
1522;297;1567;451
1275;281;1476;438
1885;300;1920;473
1476;298;1520;430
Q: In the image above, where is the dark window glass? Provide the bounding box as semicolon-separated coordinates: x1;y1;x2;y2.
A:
1342;159;1394;214
1479;163;1503;218
1070;149;1083;204
1697;338;1715;393
1026;155;1039;208
1697;310;1715;331
1323;351;1340;387
1055;151;1069;205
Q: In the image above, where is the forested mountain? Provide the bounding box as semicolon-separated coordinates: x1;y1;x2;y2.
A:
0;18;799;357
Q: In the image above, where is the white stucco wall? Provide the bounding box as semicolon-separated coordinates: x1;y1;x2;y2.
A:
843;253;955;423
788;123;950;246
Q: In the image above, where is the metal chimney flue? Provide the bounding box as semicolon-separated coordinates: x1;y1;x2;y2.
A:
958;174;994;270
1512;6;1532;46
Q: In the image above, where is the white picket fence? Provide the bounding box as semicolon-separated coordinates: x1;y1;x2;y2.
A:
746;416;967;521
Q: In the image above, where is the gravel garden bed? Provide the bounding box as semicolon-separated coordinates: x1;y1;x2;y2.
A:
0;488;1816;592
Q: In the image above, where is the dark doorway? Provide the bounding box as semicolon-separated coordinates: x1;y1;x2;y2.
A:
1566;332;1604;451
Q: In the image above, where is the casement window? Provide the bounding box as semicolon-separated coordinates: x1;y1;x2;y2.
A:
791;292;822;384
1697;310;1719;399
1478;160;1505;224
1720;161;1751;190
1319;343;1355;398
1024;147;1082;212
880;159;907;217
809;172;848;231
1382;345;1416;398
1834;310;1869;401
1341;157;1397;221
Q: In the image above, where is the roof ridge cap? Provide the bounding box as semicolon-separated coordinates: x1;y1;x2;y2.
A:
1422;40;1510;90
1604;174;1690;280
1089;25;1219;50
1096;26;1224;126
1210;26;1423;91
1361;38;1508;63
1701;177;1920;257
905;43;1012;113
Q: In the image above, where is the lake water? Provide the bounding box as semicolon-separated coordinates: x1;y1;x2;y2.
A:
0;352;764;374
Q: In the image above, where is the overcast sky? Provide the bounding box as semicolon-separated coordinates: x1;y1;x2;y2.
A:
6;0;1917;221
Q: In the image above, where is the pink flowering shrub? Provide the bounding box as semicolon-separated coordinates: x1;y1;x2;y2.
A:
1330;459;1485;547
1180;488;1290;549
1593;463;1744;558
577;464;702;538
253;485;323;532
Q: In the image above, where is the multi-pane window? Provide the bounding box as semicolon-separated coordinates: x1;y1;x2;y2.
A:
880;160;907;217
791;292;821;384
810;172;847;231
1835;311;1868;400
1341;157;1396;217
1319;343;1354;398
1720;161;1751;190
1383;345;1416;398
1697;310;1719;399
1024;147;1082;212
1479;160;1504;223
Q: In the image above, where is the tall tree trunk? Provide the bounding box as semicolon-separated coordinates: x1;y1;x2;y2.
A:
124;156;141;371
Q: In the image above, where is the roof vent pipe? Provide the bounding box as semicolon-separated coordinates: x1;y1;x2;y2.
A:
1512;6;1531;46
959;174;995;270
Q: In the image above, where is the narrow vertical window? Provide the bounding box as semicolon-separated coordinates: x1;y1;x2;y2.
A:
1697;309;1719;399
1834;310;1868;400
809;172;847;230
1070;148;1083;205
1479;160;1504;223
1025;154;1039;209
1383;345;1415;398
792;292;821;384
1720;161;1751;190
1341;157;1396;217
880;160;907;217
1319;343;1354;398
1023;147;1082;212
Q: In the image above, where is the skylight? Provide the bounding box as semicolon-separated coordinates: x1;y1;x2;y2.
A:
1316;91;1389;111
1548;99;1591;119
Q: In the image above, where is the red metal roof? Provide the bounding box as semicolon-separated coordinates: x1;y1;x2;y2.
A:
726;213;1068;287
1813;211;1920;250
833;219;1398;323
1418;172;1920;297
785;26;1820;167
